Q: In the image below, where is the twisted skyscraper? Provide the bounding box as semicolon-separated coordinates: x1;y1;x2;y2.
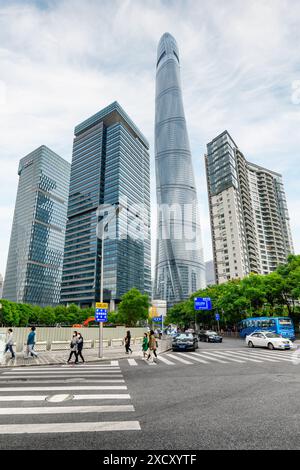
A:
153;33;205;305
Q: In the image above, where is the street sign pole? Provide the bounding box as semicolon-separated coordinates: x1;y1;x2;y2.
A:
99;230;104;359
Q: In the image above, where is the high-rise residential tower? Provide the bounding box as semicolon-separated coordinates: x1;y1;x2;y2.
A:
153;33;205;305
205;131;294;284
3;146;70;306
60;102;151;309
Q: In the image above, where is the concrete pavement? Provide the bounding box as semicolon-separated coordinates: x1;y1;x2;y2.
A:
0;338;172;368
1;338;300;449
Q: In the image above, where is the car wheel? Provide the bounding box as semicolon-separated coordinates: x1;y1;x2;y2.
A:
268;343;274;350
248;341;254;348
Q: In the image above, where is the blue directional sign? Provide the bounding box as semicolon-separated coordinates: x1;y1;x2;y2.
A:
153;316;162;323
194;297;212;311
215;313;220;321
95;308;108;322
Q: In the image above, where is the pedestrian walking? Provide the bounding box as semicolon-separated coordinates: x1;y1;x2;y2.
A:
75;333;84;363
125;331;132;354
26;327;38;358
67;331;78;363
4;328;15;359
142;332;149;359
147;330;158;362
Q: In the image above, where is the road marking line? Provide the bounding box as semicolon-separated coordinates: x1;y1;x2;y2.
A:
0;379;125;384
235;351;282;362
221;351;263;363
127;359;138;366
0;421;141;434
0;385;127;392
111;361;119;366
177;353;208;364
0;405;135;415
206;351;246;363
165;354;193;364
0;394;131;402
2;370;122;377
156;356;175;365
5;366;121;370
191;352;228;364
0;375;123;380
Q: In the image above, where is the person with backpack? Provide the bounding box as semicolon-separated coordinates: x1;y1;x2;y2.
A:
75;332;84;363
4;328;15;359
26;327;38;358
67;331;78;363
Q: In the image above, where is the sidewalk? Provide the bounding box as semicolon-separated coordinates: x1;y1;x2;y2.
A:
0;340;171;368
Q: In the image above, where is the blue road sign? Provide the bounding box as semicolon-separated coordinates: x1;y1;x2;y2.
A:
215;313;220;321
153;316;162;322
194;297;212;311
95;308;108;322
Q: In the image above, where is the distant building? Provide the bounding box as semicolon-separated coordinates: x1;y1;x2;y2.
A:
3;146;70;305
60;102;151;310
205;131;293;284
205;260;216;286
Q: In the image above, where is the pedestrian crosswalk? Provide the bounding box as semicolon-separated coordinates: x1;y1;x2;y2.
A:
0;361;140;435
122;348;300;367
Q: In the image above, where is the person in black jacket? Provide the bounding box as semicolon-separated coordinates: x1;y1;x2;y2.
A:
75;333;84;363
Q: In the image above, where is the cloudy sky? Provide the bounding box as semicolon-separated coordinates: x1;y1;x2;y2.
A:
0;0;300;278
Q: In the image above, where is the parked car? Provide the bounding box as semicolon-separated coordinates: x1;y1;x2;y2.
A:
246;331;294;350
198;330;223;343
172;333;199;352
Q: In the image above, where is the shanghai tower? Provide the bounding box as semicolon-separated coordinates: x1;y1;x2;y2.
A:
153;32;205;305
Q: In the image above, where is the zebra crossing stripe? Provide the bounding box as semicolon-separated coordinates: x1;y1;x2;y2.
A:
3;370;121;375
128;359;138;366
192;352;228;364
111;361;119;366
0;394;131;402
246;352;293;362
157;355;175;365
165;354;193;364
180;353;208;364
208;351;246;363
234;351;283;362
0;385;127;392
0;421;141;434
0;405;135;415
0;379;125;384
221;351;263;363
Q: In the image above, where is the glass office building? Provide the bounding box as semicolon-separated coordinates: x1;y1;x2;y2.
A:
60;101;151;309
153;33;205;305
3;146;70;306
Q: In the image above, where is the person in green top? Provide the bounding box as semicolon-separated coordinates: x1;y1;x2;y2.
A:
142;332;149;358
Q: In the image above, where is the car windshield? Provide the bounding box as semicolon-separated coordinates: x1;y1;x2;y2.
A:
265;333;282;338
175;334;193;340
207;331;217;335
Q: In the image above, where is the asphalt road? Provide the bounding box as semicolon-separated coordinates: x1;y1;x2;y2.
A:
0;338;299;450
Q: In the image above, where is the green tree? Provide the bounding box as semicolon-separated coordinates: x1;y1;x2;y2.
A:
118;288;149;327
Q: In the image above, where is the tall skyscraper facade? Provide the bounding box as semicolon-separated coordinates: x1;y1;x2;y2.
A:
60;102;151;309
3;146;70;306
205;131;294;284
153;32;205;305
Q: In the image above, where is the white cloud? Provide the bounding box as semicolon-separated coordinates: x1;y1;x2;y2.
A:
0;0;300;278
